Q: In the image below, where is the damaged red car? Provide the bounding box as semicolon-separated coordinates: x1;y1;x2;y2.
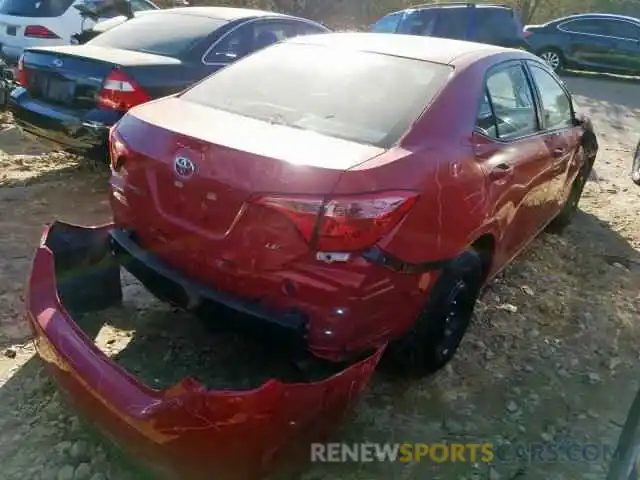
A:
26;33;598;478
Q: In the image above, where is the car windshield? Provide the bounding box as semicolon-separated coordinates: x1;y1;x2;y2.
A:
88;13;228;57
0;0;74;17
180;42;452;148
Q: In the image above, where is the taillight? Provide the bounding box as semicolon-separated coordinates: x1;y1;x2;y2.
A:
254;191;419;252
523;30;532;38
24;25;60;39
109;127;129;172
97;69;150;112
16;54;28;87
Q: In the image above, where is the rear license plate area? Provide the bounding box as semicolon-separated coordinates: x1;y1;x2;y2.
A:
6;26;16;36
30;73;75;104
47;78;75;103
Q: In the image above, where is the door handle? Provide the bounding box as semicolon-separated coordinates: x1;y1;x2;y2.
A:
489;163;513;181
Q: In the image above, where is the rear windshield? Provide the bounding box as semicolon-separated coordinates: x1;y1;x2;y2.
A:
0;0;74;17
180;43;452;148
88;13;228;57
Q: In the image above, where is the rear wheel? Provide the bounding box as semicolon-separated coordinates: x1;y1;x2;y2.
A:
387;250;483;377
538;48;564;73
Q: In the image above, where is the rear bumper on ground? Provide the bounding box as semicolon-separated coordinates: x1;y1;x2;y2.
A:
27;221;383;479
9;87;121;154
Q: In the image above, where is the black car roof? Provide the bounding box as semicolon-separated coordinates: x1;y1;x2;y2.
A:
551;12;640;24
152;6;303;21
389;2;514;15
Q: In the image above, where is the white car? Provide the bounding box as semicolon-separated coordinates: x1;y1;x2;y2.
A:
0;0;159;64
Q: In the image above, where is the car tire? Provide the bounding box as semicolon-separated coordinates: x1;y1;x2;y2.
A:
546;149;594;233
538;48;564;73
386;249;484;377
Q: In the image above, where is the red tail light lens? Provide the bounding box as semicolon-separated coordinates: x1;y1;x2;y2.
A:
16;54;28;87
254;191;419;252
24;25;60;39
98;69;150;112
109;127;129;172
523;30;532;38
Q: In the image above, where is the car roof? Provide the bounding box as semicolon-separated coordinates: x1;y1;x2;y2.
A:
551;12;640;24
286;32;513;66
389;2;514;15
152;6;299;21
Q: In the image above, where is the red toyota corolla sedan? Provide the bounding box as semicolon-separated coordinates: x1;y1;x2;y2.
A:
107;32;597;376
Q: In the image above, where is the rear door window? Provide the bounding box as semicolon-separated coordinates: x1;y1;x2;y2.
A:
397;9;439;36
527;64;574;130
472;8;521;43
482;64;538;140
600;19;640;40
370;12;402;33
432;8;471;40
0;0;74;17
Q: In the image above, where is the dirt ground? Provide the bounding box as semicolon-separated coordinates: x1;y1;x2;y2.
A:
0;72;639;480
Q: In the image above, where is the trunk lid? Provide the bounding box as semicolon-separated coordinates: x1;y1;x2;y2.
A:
115;97;384;275
21;46;180;110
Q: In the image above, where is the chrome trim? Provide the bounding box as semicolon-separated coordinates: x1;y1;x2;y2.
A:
200;16;329;66
557;18;640;43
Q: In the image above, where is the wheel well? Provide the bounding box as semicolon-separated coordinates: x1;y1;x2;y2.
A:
470;234;495;281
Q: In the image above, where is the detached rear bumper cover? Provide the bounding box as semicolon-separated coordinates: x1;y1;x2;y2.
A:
27;221;383;479
9;88;117;152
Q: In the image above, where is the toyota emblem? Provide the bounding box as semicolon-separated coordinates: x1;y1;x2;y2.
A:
52;58;63;68
174;156;196;179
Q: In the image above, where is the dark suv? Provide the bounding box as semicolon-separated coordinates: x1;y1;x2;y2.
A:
370;2;529;50
524;13;640;75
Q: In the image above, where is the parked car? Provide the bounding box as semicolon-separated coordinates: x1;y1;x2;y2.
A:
607;386;640;480
8;7;330;158
524;13;640;74
0;0;159;65
25;32;598;477
370;2;530;50
104;32;597;375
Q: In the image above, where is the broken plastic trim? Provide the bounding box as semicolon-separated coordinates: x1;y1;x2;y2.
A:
26;220;384;479
361;245;453;274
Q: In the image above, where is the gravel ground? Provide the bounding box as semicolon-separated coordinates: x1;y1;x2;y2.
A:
0;72;639;480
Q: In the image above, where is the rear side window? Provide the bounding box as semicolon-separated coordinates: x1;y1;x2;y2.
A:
600;19;640;40
370;12;402;33
182;42;453;148
560;19;608;35
479;64;537;140
472;8;521;42
397;9;439;35
432;8;471;39
0;0;74;17
88;13;227;57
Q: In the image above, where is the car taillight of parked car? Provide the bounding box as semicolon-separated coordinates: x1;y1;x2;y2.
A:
253;191;419;252
24;25;60;39
108;127;129;173
523;30;532;38
16;55;28;87
97;69;150;112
